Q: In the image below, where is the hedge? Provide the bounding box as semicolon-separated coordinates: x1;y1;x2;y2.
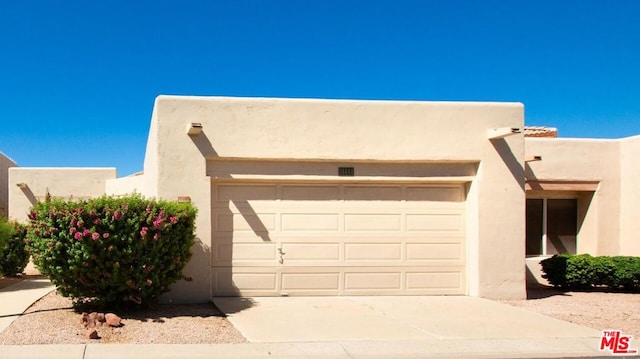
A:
26;194;197;305
0;217;29;277
541;253;640;291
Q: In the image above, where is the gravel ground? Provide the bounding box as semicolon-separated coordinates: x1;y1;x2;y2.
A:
0;290;246;344
500;287;640;337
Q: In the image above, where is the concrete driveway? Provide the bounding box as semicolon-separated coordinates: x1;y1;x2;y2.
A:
214;296;613;358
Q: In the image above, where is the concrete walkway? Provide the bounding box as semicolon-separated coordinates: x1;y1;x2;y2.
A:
0;278;54;333
0;279;634;358
212;296;622;358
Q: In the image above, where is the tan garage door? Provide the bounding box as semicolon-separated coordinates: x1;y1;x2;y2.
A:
211;182;466;296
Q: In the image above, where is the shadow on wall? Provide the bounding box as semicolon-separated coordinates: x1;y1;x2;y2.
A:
211;199;271;301
162;238;216;305
191;132;218;158
491;138;525;188
18;185;38;206
524;162;537;181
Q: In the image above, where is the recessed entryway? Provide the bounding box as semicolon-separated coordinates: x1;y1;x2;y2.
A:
526;198;578;256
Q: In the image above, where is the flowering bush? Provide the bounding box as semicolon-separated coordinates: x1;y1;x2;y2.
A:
26;194;197;305
0;217;28;277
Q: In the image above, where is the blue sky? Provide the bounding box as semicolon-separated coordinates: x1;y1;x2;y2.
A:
1;1;639;176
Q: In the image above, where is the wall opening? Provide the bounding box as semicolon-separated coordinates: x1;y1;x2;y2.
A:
526;198;577;256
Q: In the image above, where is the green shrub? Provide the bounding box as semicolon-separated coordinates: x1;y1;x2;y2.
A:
26;194;197;306
540;253;571;288
541;253;640;292
611;256;640;290
0;217;29;277
565;254;596;289
591;256;616;286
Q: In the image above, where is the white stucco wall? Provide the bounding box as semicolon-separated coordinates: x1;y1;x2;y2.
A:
144;95;525;301
524;138;621;255
620;135;640;255
105;172;145;196
8;168;116;222
0;152;17;217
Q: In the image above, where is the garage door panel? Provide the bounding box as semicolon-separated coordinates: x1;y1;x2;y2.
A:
343;186;402;201
282;273;340;291
281;243;340;260
216;184;277;201
216;243;277;262
406;213;464;232
406;271;464;290
281;213;339;231
406;243;463;261
406;186;464;202
345;272;402;290
213;267;279;296
345;243;402;260
212;181;467;296
212;266;466;296
216;213;277;232
344;214;401;231
281;185;340;201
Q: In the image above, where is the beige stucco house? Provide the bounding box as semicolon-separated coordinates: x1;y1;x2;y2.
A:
0;152;17;217
7;96;639;302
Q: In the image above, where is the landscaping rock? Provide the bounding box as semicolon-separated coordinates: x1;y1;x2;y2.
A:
95;312;105;323
79;312;89;326
88;312;99;326
85;328;99;339
105;313;122;327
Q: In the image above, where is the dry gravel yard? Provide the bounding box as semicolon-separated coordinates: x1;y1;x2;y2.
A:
501;287;640;337
0;289;246;344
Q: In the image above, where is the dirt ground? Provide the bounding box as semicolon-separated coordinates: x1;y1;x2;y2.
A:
0;278;246;345
501;286;640;337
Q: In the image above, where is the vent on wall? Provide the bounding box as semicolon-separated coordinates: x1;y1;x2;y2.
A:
338;167;355;176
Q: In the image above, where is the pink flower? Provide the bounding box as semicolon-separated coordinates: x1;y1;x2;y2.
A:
70;227;77;234
153;218;163;229
83;229;90;237
169;216;178;224
91;232;100;240
102;232;110;239
112;210;122;220
77;220;84;228
93;219;100;225
74;232;82;240
140;227;148;237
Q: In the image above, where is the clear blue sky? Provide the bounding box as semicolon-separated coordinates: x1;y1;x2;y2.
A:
1;1;639;176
